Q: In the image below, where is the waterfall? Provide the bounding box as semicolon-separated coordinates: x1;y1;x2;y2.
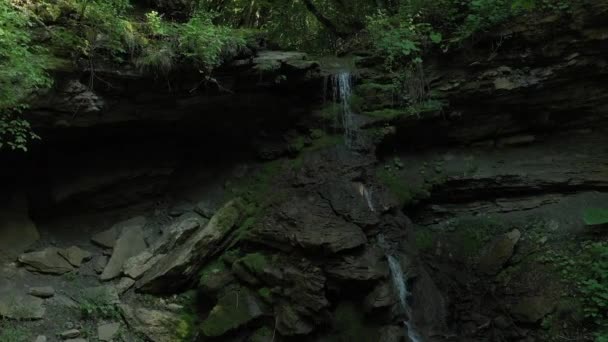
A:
378;235;423;342
328;72;356;148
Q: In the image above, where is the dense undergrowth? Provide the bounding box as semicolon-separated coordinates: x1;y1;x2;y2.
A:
0;0;593;149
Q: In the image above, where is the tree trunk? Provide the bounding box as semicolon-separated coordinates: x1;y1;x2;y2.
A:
301;0;347;38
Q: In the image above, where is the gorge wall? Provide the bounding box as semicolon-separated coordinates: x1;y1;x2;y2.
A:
0;3;607;342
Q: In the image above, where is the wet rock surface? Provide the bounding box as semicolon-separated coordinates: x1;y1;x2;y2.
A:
0;4;606;341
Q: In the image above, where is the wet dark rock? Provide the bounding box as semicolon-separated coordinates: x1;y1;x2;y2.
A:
200;286;265;338
509;296;555;323
275;301;315;336
378;325;406;342
318;180;381;227
478;229;521;275
324;246;388;281
364;282;396;312
249;194;367;254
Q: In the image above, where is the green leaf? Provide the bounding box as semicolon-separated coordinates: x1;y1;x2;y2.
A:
430;32;442;44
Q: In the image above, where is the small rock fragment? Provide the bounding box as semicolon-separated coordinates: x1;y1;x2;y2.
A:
34;336;47;342
60;329;80;339
28;286;55;298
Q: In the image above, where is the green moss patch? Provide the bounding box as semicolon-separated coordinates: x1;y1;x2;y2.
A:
238;253;269;275
583;208;608;226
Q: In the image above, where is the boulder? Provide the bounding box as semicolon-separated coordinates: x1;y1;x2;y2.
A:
58;246;92;267
364;282;396;312
101;225;147;281
201;287;265;338
479;229;521;275
137;199;246;293
510;296;555;323
120;305;189;342
19;247;74;275
249;195;367;254
122;214;202;280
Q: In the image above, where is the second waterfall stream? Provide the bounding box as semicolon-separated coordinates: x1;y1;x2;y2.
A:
364;187;423;341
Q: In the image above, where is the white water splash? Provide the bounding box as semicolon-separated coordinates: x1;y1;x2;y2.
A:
329;72;356;148
357;183;375;212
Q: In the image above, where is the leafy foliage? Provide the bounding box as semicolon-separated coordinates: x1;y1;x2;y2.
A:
540;241;608;337
0;2;52;150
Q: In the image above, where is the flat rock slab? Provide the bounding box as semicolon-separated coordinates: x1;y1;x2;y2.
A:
98;322;120;341
19;247;74;275
59;246;92;267
101;225;147;281
0;288;45;320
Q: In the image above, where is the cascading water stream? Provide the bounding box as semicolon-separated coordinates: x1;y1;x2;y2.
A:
327;72;356;148
378;235;423;342
387;255;423;342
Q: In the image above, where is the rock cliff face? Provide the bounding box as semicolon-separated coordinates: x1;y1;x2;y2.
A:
0;4;607;342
